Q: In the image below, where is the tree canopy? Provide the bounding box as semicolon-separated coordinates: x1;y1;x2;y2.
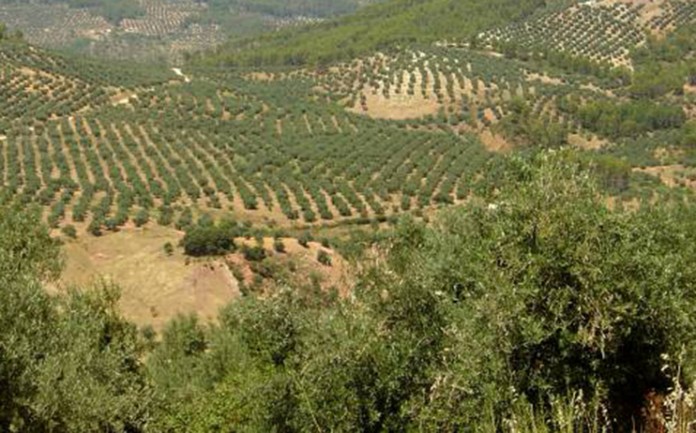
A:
1;152;695;431
200;0;546;67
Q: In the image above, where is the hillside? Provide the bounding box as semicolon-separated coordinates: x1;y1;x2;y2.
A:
2;1;696;431
0;0;378;63
478;0;696;69
206;0;548;66
1;0;696;241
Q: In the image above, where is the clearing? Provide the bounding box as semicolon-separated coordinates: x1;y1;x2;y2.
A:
58;225;239;331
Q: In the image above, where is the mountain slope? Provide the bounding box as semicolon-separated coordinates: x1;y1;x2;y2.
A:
203;0;548;66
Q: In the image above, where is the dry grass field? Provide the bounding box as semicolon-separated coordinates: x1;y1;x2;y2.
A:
57;224;239;330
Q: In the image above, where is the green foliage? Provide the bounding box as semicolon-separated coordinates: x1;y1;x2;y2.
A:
163;241;174;256
201;0;367;19
140;152;696;431
500;97;569;148
147;314;209;393
0;0;144;24
631;24;696;98
61;224;78;239
133;208;149;228
182;222;237;257
242;244;267;262
562;97;686;138
316;249;331;266
298;231;312;248
0;204;150;432
385;151;696;425
0;21;23;42
273;237;285;253
204;0;546;66
0;202;62;281
3;153;696;431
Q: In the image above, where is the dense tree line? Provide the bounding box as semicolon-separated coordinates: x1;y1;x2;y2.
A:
631;24;696;98
1;152;695;432
198;0;546;67
198;0;368;19
559;97;686;139
181;218;241;257
499;97;569;148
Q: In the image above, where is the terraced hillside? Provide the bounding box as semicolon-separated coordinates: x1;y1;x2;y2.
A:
478;0;696;69
0;0;222;63
313;47;591;126
0;41;506;235
2;0;696;236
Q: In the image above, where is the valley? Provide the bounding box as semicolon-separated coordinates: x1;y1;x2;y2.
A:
1;0;696;431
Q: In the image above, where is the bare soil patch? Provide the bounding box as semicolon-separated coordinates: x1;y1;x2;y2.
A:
634;164;696;189
349;85;440;120
59;225;239;331
479;130;512;153
231;237;353;296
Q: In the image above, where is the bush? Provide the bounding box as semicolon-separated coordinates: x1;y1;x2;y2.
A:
317;249;332;266
163;242;174;256
87;218;102;237
243;245;267;262
61;225;77;239
380;151;696;427
273;238;286;253
182;224;236;257
134;209;149;228
298;232;312;248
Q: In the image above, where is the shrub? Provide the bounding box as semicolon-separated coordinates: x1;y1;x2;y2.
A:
182;224;236;257
273;238;286;253
163;242;174;256
134;209;149;228
61;225;77;239
317;249;332;266
382;151;696;427
243;245;267;262
298;232;313;248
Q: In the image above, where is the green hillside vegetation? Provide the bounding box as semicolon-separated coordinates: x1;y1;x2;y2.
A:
631;23;696;99
0;0;383;64
199;0;372;19
186;0;379;44
3;1;696;429
1;19;692;236
2;153;695;431
0;21;22;41
0;0;144;24
204;0;547;66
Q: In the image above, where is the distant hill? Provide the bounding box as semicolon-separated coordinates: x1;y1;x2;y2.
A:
478;0;696;69
0;0;144;24
197;0;379;20
203;0;548;67
0;0;379;63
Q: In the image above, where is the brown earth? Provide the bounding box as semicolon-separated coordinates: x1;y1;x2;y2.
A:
58;224;239;331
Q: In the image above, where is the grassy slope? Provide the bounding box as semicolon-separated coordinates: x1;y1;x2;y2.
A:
202;0;548;66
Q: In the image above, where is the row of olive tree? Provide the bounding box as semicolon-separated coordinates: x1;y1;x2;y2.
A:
145;151;696;432
2;151;695;432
